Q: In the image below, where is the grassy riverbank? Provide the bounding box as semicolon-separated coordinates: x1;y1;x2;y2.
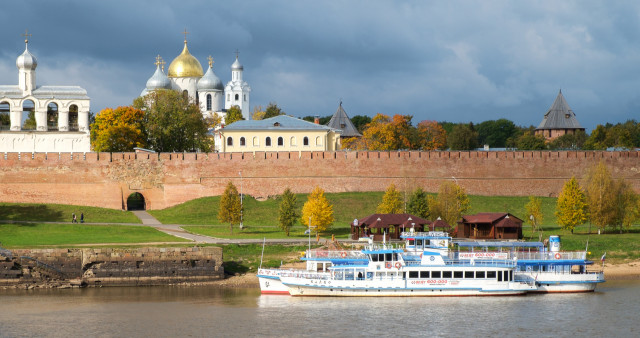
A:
0;203;141;223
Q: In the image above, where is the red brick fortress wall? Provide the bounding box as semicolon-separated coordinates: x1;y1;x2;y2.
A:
0;151;638;210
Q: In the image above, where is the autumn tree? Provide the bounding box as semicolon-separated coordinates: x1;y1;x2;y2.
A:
263;102;285;119
218;181;242;235
583;161;616;232
615;180;640;232
278;188;299;236
134;89;211;152
350;115;372;133
225;105;244;125
416;120;447;150
377;184;404;214
525;196;543;235
428;181;470;226
407;187;429;218
357;114;414;150
300;186;334;233
555;176;588;233
90;106;146;152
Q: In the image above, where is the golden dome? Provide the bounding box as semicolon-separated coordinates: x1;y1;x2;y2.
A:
167;41;204;78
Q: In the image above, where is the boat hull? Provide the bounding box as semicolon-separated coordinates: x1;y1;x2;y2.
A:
517;271;605;293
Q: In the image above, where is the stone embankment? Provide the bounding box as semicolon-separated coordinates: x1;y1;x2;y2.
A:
0;247;224;289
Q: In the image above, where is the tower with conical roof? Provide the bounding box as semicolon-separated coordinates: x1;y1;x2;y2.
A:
535;90;585;141
326;101;361;138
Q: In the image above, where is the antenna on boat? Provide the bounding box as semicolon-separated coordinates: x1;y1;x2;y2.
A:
259;237;265;269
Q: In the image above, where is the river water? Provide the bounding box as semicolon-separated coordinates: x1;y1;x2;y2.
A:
0;281;637;338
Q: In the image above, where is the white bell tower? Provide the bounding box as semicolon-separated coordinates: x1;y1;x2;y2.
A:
224;51;251;120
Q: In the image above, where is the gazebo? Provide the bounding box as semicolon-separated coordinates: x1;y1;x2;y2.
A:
456;213;523;240
350;213;431;241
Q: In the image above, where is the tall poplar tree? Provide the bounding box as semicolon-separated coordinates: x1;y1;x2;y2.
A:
278;188;298;236
555;176;588;232
218;181;242;235
525;196;543;235
376;184;404;214
300;186;334;233
428;181;470;226
407;187;429;218
584;161;617;232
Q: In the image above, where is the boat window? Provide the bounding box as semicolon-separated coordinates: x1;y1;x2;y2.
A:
378;254;385;262
416;239;423;247
432;271;441;278
509;271;513;281
408;239;415;246
487;271;496;279
385;253;392;261
442;271;452;278
498;271;503;282
454;271;463;278
420;271;429;278
345;270;355;280
371;254;378;262
409;271;419;278
335;270;344;280
476;271;485;279
465;271;474;279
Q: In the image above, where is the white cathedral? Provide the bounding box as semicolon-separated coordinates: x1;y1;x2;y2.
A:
140;36;252;124
0;35;91;153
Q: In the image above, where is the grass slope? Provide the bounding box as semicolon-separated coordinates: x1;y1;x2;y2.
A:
0;223;188;248
0;203;141;223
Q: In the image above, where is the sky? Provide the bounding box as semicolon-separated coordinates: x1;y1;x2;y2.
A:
1;0;640;131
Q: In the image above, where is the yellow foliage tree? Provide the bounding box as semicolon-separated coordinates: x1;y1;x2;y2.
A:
376;184;404;214
584;161;617;231
218;181;242;235
90;106;146;152
428;181;470;226
555;176;588;232
300;186;334;233
525;196;543;234
416;120;447;150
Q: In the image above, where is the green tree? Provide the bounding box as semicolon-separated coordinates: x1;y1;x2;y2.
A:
300;186;334;233
428;181;470;226
134;89;211;152
90;106;147;152
376;184;404;214
515;131;547;150
525;196;543;234
278;188;299;236
218;181;242;235
447;123;478;150
615;180;640;232
407;187;429;218
555;176;588;233
583;125;608;150
302;115;331;125
0;112;9;129
23;111;36;130
264;102;285;119
476;119;518;148
350;115;372;133
548;130;587;150
225;105;244;125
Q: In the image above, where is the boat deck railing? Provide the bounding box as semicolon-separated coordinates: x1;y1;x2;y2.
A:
511;251;587;260
306;251;368;260
403;258;517;268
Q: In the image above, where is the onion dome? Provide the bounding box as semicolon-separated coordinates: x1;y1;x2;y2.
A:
231;55;243;70
198;57;223;91
168;40;204;78
16;42;37;70
146;64;171;90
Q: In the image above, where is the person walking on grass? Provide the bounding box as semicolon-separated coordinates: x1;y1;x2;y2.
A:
72;213;77;223
80;213;84;223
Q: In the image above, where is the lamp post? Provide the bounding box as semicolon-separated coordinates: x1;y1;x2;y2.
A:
239;171;243;230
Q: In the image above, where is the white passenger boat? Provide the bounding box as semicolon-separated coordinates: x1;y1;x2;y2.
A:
455;235;605;293
257;249;368;294
281;236;535;297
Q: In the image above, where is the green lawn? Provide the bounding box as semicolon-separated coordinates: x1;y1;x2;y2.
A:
0;223;188;248
0;203;141;224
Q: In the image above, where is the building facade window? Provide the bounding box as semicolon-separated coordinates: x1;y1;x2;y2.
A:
316;136;322;146
265;137;272;147
227;137;233;146
253;136;259;146
290;136;296;146
244;94;246;102
240;137;246;146
235;94;239;101
277;137;284;146
206;94;212;111
303;136;309;146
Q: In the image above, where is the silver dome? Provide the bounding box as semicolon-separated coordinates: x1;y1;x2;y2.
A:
231;57;243;70
146;65;172;90
16;45;37;70
197;66;223;90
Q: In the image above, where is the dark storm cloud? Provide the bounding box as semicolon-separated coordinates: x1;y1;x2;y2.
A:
1;0;640;130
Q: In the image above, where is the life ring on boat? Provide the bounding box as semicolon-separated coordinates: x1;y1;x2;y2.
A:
395;262;401;269
385;262;392;269
555;253;561;259
340;251;347;258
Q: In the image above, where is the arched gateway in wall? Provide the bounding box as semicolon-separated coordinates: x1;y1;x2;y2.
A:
126;192;146;211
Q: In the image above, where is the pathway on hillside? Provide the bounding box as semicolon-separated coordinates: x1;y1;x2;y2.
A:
130;211;315;245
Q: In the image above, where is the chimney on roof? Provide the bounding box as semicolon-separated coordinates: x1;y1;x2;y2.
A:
314;115;320;124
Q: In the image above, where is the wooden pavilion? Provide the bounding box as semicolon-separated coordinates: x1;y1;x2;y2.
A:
350;213;431;241
456;213;523;240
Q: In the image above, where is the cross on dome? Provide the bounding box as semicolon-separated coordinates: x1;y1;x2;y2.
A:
235;49;239;60
183;28;189;43
22;29;32;44
208;55;214;68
